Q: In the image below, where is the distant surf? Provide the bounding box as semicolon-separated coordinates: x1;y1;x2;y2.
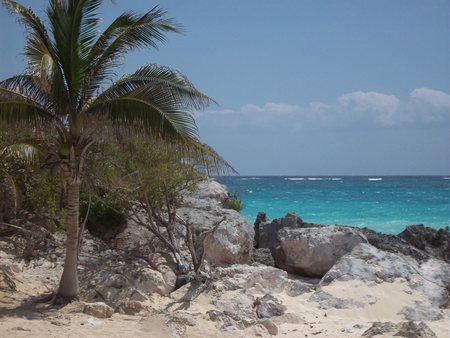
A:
285;177;305;181
368;178;383;181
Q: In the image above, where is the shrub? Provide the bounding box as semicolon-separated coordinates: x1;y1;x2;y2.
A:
224;191;245;212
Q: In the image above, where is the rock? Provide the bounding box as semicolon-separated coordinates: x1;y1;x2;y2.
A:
254;294;286;318
252;248;275;266
177;206;254;265
258;318;278;335
361;321;437;337
254;211;268;248
213;264;316;295
129;289;149;302
398;224;450;263
359;227;430;261
276;226;367;277
176;180;255;266
257;213;305;255
320;243;450;317
116;300;147;315
187;179;229;203
135;266;176;296
83;302;114;318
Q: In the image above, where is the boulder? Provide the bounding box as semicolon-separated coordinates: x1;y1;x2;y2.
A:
276;226;367;277
177;207;254;265
83;302;114;318
135;266;176;296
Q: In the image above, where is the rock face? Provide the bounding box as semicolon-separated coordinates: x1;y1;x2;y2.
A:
276;226;368;277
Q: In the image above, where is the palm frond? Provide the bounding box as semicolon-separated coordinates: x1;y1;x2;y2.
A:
46;0;102;105
3;0;70;112
82;7;181;99
3;1;56;74
1;142;42;164
1;75;53;110
85;65;214;139
178;138;238;176
0;88;58;126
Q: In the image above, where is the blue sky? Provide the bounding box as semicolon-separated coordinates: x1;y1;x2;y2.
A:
1;0;450;175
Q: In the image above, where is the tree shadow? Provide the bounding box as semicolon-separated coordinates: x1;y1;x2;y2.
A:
0;292;60;320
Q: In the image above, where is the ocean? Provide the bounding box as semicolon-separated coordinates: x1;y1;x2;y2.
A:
217;176;450;234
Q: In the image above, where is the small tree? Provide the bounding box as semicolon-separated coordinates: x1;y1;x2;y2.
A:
0;0;213;302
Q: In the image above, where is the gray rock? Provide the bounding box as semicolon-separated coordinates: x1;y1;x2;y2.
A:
276;226;367;277
202;209;254;265
361;321;437;337
254;294;286;318
257;213;304;255
398;224;450;263
213;264;316;295
319;243;450;319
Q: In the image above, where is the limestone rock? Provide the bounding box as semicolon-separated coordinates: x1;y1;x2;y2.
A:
276;226;367;277
361;321;437;338
135;266;176;296
319;243;450;317
83;302;114;318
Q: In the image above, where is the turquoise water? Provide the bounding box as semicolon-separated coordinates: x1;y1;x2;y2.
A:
217;176;450;234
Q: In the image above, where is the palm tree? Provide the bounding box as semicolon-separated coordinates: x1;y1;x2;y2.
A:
0;0;212;302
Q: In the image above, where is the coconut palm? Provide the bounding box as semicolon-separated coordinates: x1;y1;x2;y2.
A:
0;0;212;302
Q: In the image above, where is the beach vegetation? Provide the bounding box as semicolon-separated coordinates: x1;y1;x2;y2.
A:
0;0;216;303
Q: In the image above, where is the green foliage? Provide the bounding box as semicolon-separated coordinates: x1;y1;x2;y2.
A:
224;190;245;212
26;169;64;224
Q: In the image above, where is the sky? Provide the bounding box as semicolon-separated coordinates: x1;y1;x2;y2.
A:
1;0;450;175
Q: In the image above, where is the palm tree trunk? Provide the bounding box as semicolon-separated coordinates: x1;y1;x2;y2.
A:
56;181;80;301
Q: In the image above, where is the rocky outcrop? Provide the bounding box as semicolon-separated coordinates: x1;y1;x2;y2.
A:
398;224;450;263
276;226;367;277
359;227;430;261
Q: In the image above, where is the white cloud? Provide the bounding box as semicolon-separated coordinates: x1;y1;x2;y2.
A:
196;88;450;131
240;102;300;114
338;91;400;113
410;88;450;109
